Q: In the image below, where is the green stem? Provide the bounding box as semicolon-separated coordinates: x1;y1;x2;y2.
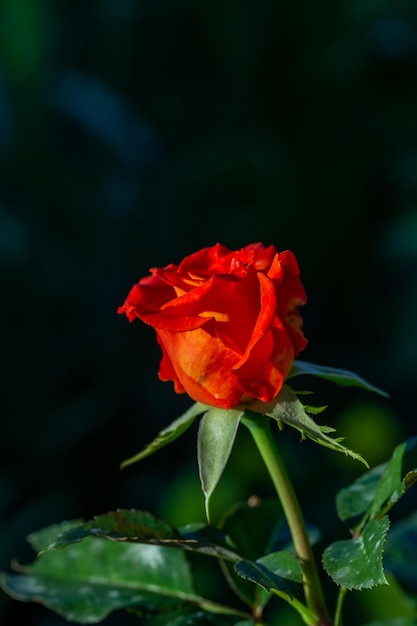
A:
242;411;332;626
334;587;347;626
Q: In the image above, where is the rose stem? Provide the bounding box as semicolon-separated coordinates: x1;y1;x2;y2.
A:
334;587;347;626
242;411;332;626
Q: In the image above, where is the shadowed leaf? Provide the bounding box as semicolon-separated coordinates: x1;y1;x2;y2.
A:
336;437;417;524
235;550;303;600
144;607;252;625
288;361;388;397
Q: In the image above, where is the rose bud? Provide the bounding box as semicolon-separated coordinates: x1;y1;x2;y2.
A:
119;243;307;410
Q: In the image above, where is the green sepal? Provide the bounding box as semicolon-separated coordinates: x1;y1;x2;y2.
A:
197;408;242;522
336;437;417;525
322;516;390;590
121;402;207;469
288;360;388;397
246;385;369;467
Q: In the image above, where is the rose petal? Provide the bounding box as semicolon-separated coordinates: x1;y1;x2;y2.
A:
156;328;242;409
233;272;277;368
162;273;261;355
234;318;295;402
119;277;210;331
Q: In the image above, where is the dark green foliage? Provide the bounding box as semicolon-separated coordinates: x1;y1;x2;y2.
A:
336;437;417;525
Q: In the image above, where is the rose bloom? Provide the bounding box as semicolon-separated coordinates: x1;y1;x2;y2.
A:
118;243;307;410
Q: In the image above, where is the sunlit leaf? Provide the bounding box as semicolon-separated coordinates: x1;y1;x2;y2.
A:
1;538;196;623
197;408;242;522
247;385;369;467
322;517;390;590
288;361;388;397
0;534;250;623
121;402;207;469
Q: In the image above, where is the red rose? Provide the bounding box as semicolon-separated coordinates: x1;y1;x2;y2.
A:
119;243;307;409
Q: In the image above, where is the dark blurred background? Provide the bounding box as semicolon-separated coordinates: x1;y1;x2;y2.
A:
1;1;417;624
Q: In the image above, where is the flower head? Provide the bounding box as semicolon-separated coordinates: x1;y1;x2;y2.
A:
119;243;307;409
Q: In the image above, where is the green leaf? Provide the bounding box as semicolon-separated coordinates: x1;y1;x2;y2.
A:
121;402;207;469
220;497;320;561
234;550;303;599
336;465;386;522
288;360;388;397
197;408;242;522
257;551;303;584
322;516;390;590
336;437;417;524
0;533;250;623
31;510;178;553
219;498;285;609
1;538;196;623
247;385;369;467
27;519;84;554
367;437;417;520
233;551;316;626
175;523;241;561
31;511;241;562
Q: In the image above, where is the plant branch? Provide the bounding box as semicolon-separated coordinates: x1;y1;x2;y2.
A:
242;410;332;626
